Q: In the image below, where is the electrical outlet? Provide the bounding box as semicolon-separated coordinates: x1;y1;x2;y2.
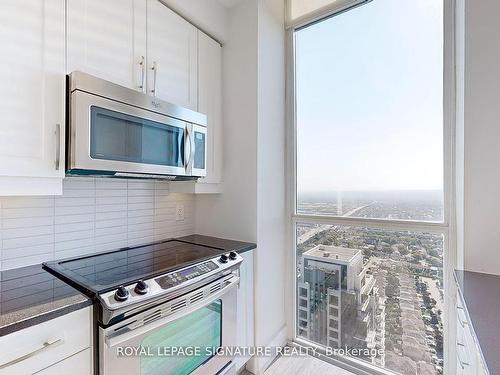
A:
176;204;185;221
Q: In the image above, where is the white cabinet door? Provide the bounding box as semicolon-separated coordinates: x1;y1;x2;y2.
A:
34;348;92;375
0;307;91;375
198;31;222;185
234;250;255;372
67;0;147;91
0;0;65;185
147;0;198;109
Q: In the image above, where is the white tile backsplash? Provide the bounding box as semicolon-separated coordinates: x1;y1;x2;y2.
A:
0;177;195;270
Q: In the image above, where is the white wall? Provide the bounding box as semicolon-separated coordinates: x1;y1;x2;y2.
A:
463;0;500;275
0;178;195;270
252;0;286;372
195;0;286;373
195;0;259;242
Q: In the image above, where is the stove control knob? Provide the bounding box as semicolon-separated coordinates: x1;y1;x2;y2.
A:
114;286;129;302
134;280;149;295
229;251;238;260
219;254;228;264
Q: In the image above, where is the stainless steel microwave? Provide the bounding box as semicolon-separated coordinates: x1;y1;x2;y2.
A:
66;71;207;179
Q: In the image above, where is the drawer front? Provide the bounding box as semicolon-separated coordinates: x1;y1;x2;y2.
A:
456;292;489;375
34;348;91;375
456;324;473;374
0;307;91;374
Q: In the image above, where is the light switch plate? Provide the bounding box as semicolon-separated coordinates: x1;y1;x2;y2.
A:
176;204;185;221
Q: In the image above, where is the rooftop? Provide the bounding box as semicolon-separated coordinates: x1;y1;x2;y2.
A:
303;245;361;264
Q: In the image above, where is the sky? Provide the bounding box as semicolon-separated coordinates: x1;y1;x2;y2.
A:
296;0;444;194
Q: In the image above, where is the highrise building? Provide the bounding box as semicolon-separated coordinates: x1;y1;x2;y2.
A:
298;245;382;358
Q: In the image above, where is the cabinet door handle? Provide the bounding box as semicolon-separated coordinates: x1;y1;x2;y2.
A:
457;354;470;369
55;123;61;170
457;340;470;369
0;338;63;369
457;306;469;327
139;56;146;93
151;61;158;96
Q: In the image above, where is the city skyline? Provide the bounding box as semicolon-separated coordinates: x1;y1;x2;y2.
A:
296;221;444;374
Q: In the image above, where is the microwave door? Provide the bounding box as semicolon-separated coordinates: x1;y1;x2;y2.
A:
69;91;188;177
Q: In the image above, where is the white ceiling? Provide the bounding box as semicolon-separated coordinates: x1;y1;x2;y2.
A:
217;0;244;9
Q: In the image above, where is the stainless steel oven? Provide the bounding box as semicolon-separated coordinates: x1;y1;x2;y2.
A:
67;71;207;179
44;240;244;375
99;274;239;375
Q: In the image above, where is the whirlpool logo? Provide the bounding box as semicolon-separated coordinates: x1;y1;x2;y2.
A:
151;100;162;108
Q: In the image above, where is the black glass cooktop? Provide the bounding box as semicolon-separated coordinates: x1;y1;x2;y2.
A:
43;240;225;296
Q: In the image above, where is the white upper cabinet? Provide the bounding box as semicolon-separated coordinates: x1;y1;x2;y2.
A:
67;0;198;110
67;0;147;91
147;0;198;110
0;0;221;195
0;0;65;195
198;31;222;185
168;31;223;194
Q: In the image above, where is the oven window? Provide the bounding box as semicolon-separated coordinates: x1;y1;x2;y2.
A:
90;106;185;167
140;300;222;375
193;131;205;170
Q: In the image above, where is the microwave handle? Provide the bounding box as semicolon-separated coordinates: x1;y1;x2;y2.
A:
185;126;192;170
105;275;239;348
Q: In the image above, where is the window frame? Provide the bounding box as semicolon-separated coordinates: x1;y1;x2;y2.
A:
284;1;458;374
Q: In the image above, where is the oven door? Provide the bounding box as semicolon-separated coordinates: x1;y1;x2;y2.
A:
100;275;238;375
68;90;189;177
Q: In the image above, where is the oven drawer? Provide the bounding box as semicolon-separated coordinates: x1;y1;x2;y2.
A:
0;307;92;374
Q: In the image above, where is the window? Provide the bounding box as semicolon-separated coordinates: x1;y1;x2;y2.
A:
295;0;444;222
291;1;449;374
296;224;444;371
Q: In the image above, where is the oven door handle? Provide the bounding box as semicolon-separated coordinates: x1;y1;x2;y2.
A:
105;274;240;348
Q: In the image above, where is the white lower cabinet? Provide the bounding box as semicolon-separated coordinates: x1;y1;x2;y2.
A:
0;307;92;375
456;289;488;375
234;250;255;372
34;348;91;375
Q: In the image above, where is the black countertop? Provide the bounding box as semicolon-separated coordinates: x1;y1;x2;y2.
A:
176;234;256;254
0;264;92;337
454;270;500;375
